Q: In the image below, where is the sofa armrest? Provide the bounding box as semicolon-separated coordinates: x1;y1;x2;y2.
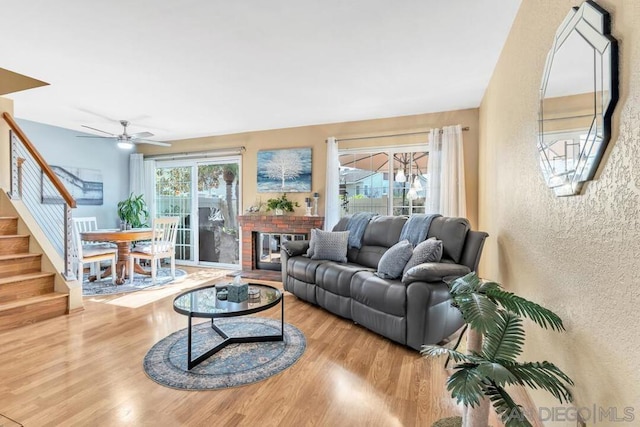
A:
281;240;310;257
280;240;310;285
401;262;470;285
406;280;464;349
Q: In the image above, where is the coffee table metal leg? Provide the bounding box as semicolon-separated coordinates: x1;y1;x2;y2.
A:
186;299;285;370
187;313;192;368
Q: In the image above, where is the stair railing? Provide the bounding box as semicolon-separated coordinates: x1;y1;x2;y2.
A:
2;112;77;280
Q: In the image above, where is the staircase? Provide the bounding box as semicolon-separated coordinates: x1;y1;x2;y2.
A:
0;216;67;331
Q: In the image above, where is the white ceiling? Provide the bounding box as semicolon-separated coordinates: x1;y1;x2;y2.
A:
2;0;522;142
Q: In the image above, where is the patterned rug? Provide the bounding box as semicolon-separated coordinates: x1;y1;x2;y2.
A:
143;317;306;390
82;268;187;296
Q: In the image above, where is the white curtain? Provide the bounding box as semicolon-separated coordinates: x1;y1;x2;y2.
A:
129;154;157;219
143;159;156;219
426;130;441;214
427;125;466;217
325;137;340;230
129;153;144;195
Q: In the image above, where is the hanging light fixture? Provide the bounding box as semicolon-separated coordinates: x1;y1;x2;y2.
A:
407;186;418;200
395;169;406;182
413;175;423;190
117;141;134;150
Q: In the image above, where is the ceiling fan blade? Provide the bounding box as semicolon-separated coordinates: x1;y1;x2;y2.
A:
76;107;119;123
130;131;154;139
81;125;115;136
134;139;172;147
76;135;114;139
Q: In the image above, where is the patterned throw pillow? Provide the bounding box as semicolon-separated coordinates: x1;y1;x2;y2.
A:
310;229;350;263
403;238;444;276
375;239;414;279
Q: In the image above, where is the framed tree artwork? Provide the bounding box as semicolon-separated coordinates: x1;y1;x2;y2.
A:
257;148;312;192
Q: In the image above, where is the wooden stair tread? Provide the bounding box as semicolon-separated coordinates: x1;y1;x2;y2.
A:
0;234;29;238
0;271;54;286
0;293;67;311
0;216;18;220
0;253;40;260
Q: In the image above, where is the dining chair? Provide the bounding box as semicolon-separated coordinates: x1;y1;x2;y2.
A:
128;217;179;284
71;217;117;283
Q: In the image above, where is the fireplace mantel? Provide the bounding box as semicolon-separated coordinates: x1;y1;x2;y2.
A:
238;214;324;275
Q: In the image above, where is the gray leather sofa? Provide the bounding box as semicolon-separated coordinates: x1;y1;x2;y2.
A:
281;215;488;350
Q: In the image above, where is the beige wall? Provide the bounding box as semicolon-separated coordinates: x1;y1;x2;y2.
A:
479;0;639;424
140;108;480;228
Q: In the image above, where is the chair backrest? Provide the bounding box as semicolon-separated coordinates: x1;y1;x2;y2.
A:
150;217;179;254
71;217;99;259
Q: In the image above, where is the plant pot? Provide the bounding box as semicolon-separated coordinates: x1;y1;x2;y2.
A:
275;208;284;216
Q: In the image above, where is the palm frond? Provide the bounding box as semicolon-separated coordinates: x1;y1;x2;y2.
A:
503;361;574;403
475;361;517;386
449;272;482;295
446;364;484;407
478;279;502;293
482;311;525;362
485;288;565;331
454;292;499;334
484;382;533;427
421;345;471;364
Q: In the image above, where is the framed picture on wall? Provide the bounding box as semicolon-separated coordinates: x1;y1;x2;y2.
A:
41;165;104;205
257;148;312;192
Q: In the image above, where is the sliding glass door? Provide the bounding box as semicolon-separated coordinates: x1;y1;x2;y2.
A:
155;164;193;261
196;162;240;266
154;158;241;268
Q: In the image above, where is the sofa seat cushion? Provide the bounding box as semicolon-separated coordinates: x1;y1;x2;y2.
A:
287;256;328;284
351;271;406;317
315;262;373;297
402;262;470;284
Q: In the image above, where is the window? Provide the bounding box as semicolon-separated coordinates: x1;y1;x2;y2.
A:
338;147;428;218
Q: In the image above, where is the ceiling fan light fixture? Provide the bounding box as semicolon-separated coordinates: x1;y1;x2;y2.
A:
117;141;134;150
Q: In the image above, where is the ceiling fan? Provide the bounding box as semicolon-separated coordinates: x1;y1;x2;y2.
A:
78;120;171;149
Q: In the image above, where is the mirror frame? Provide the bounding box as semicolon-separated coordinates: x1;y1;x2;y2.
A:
538;0;619;196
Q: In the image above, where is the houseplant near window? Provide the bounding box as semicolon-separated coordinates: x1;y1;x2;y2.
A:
422;273;574;427
117;193;149;229
266;193;299;215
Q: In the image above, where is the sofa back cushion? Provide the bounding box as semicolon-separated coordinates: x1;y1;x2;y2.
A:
426;217;470;263
362;216;407;247
353;216;406;268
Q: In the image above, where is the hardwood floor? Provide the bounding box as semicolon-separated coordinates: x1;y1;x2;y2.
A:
0;267;468;427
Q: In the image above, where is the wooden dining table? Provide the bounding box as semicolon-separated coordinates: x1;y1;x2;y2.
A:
80;228;154;285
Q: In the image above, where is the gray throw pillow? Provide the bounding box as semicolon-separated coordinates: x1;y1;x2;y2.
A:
305;228;318;257
375;239;414;279
310;229;349;263
403;238;443;275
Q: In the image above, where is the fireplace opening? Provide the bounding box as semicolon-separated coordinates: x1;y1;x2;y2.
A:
255;232;307;271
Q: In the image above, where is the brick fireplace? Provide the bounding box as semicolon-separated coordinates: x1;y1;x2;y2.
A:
237;215;324;276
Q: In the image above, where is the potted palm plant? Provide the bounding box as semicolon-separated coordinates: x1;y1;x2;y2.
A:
422;272;574;427
117;193;149;229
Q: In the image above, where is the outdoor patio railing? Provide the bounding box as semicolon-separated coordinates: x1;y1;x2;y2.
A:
2;112;77;280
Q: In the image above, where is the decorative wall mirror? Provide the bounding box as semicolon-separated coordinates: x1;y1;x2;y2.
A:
538;0;618;196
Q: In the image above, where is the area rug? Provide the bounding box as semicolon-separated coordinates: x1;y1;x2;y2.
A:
143;317;306;390
83;268;187;296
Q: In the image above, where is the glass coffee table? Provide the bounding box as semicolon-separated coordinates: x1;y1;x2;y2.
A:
173;283;283;370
